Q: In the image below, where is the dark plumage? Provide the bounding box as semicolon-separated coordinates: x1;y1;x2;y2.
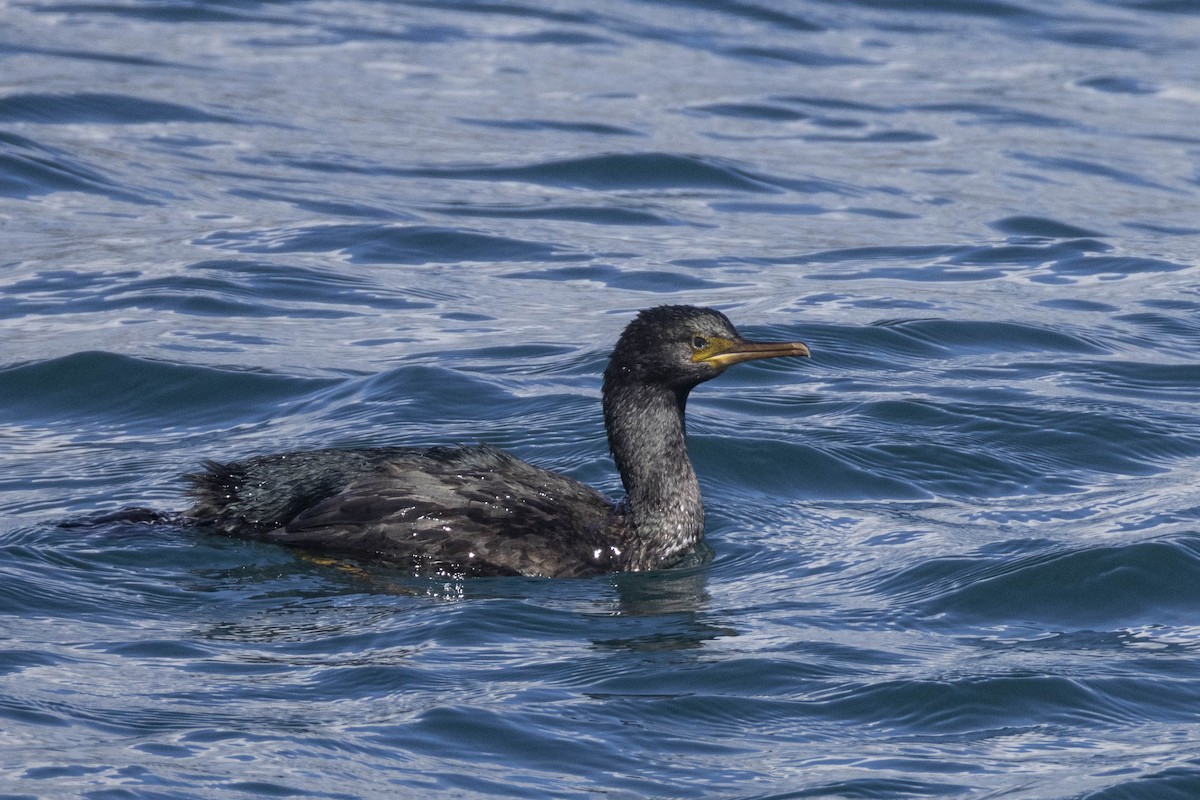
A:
184;305;810;578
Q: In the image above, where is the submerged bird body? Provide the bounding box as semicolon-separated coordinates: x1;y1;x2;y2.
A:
185;306;809;577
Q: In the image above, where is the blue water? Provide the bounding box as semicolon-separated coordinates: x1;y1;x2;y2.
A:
3;0;1200;797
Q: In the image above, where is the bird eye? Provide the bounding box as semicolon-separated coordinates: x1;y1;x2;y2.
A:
691;336;708;350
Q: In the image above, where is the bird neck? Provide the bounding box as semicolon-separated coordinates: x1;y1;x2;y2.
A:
602;378;704;570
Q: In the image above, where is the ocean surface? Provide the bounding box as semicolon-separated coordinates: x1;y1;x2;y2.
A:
2;0;1200;797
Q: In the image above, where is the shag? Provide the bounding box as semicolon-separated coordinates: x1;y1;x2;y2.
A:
184;305;810;577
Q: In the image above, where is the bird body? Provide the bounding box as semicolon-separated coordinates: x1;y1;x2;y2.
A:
185;306;809;577
188;444;627;577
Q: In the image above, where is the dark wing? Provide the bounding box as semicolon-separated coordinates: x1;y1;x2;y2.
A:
191;445;626;578
184;447;418;534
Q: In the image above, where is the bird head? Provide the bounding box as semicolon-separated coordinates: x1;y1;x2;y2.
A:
604;305;810;392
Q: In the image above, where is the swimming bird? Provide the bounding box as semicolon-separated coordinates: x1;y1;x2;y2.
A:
184;305;810;578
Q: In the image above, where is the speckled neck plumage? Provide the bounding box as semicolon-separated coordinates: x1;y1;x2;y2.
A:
603;369;704;571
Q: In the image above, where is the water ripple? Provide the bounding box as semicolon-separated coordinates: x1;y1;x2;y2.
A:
0;92;241;125
395;152;788;193
0;132;154;203
3;0;1200;797
198;223;583;264
880;535;1200;628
